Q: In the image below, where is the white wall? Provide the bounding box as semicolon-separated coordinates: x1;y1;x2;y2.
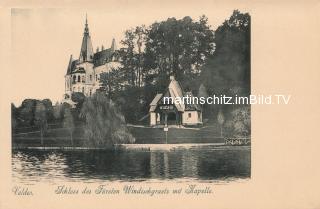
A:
150;112;156;126
182;111;202;125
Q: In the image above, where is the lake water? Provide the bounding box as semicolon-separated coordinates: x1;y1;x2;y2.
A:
12;145;250;184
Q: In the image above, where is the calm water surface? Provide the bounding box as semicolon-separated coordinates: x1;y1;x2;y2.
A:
12;145;250;184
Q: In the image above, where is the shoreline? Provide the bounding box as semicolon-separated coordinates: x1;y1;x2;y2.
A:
12;143;251;151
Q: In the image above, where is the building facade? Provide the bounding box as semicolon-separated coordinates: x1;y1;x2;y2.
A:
64;17;120;100
149;76;203;126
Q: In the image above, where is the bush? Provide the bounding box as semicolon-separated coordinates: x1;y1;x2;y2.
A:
224;105;250;137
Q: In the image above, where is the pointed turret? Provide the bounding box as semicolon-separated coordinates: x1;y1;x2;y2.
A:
79;15;94;63
111;38;117;52
66;55;73;75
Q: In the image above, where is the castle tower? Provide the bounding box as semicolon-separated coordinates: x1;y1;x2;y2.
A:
79;15;94;63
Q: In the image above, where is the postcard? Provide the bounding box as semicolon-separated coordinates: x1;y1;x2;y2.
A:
1;0;319;208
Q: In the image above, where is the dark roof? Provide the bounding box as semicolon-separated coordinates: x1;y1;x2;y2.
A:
73;67;86;74
79;20;94;63
67;48;115;75
93;48;113;67
66;59;78;75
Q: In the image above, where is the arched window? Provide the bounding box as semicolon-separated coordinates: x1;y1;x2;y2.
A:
95;74;98;81
73;75;76;83
78;75;80;82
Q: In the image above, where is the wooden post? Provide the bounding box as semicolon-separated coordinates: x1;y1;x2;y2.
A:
164;126;168;144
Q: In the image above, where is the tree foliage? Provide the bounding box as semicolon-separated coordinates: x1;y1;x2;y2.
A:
63;107;75;145
200;10;250;97
80;92;135;147
225;105;250;137
145;15;214;90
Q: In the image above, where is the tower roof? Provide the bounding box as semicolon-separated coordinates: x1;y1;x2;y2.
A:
79;15;94;63
66;55;73;75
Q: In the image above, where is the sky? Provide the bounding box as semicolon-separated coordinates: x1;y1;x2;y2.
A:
10;5;249;106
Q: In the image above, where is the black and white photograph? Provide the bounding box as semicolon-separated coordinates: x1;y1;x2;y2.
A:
10;8;250;184
2;1;320;209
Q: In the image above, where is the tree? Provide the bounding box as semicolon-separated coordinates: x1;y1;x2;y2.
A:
41;99;54;122
119;25;147;87
217;109;225;137
34;102;47;145
11;103;18;131
200;10;250;97
80;92;135;147
19;99;37;127
224;105;250;137
71;92;86;109
53;101;63;121
100;68;123;98
63;107;75;146
145;15;214;90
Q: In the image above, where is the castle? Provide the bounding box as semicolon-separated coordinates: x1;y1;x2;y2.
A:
64;16;120;100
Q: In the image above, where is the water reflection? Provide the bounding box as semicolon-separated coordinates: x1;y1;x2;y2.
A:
12;145;250;184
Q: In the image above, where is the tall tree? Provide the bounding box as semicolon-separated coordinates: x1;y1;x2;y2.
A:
100;68;123;98
119;25;147;87
145;15;214;90
200;10;250;96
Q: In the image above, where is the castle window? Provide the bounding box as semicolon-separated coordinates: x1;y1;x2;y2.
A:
95;74;98;81
82;76;85;83
77;75;80;82
188;113;192;118
82;87;85;93
90;75;92;81
73;75;76;83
